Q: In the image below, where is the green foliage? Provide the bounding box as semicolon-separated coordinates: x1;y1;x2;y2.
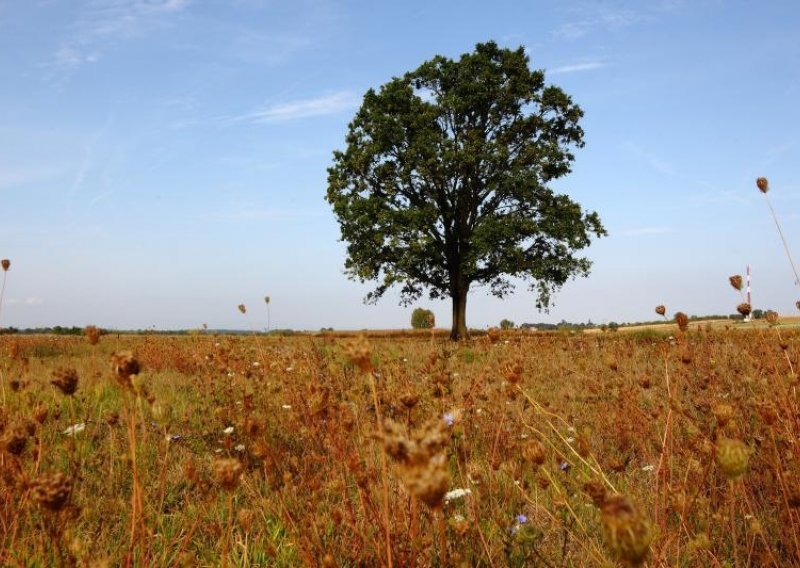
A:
327;41;606;339
499;318;515;330
411;307;435;329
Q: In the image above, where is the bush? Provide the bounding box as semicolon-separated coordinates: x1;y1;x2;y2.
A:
411;308;435;329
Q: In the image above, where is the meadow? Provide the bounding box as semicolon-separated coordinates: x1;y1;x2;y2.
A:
1;319;799;567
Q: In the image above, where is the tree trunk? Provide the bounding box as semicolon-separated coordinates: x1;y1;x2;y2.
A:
450;285;469;341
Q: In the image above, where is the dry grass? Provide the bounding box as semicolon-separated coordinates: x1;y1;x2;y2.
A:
1;322;798;567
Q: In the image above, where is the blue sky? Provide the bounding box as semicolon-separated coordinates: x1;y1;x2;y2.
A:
1;0;799;331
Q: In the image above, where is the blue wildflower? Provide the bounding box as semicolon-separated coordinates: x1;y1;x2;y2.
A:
443;412;455;427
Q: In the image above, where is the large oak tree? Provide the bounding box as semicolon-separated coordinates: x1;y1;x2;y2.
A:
326;42;606;340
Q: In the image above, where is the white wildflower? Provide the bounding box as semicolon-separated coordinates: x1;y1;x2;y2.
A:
63;423;86;436
223;426;234;435
444;488;472;503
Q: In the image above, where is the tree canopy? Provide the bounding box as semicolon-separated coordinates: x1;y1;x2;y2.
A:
326;41;606;340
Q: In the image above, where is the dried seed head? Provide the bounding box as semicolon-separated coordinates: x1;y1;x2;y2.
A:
716;438;750;480
84;325;101;346
30;472;72;511
523;440;547;467
737;303;752;317
655;305;666;316
399;392;419;410
379;418;451;509
674;312;689;332
1;259;9;271
729;275;743;291
712;403;734;427
238;304;247;314
2;426;28;455
796;300;800;312
214;458;243;491
600;495;654;566
765;310;779;325
583;480;608;507
756;177;769;193
264;296;270;304
110;351;140;390
345;335;373;373
51;367;79;396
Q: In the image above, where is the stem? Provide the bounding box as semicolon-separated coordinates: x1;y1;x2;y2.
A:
367;371;393;568
765;194;800;291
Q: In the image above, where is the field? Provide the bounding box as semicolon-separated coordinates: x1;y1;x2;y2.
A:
2;324;799;567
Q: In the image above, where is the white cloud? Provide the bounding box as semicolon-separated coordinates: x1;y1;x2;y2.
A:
7;297;44;306
549;62;606;75
237;92;358;123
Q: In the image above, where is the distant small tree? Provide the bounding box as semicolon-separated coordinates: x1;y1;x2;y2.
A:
499;319;515;330
411;307;435;329
752;308;765;319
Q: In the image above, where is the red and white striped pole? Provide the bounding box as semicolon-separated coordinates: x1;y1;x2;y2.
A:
746;265;751;317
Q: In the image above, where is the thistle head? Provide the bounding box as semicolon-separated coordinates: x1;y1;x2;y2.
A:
674;312;689;332
600;495;654;566
238;304;247;314
716;438;750;480
756;177;769;193
655;305;666;316
1;259;9;271
729;275;743;291
737;303;752;317
30;472;72;511
51;368;79;396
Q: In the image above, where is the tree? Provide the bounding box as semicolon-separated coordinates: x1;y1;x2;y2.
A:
411;307;435;329
499;319;515;330
327;42;606;340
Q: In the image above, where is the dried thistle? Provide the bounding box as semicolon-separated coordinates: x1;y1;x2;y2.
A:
756;177;769;194
729;275;743;291
214;458;243;491
737;303;752;317
765;310;779;325
30;471;72;511
2;426;28;455
379;418;451;509
110;351;140;390
716;438;750;480
655;305;666;316
1;259;9;271
600;494;654;566
522;440;547;467
51;368;79;396
674;312;689;332
84;325;101;346
345;335;373;373
264;296;270;304
238;304;247;314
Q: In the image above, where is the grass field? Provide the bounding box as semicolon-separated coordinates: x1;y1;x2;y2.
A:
1;324;799;566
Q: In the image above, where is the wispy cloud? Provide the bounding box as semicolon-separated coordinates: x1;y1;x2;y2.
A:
617;226;674;237
234;92;358;124
49;0;191;72
553;9;639;40
549;61;606;75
